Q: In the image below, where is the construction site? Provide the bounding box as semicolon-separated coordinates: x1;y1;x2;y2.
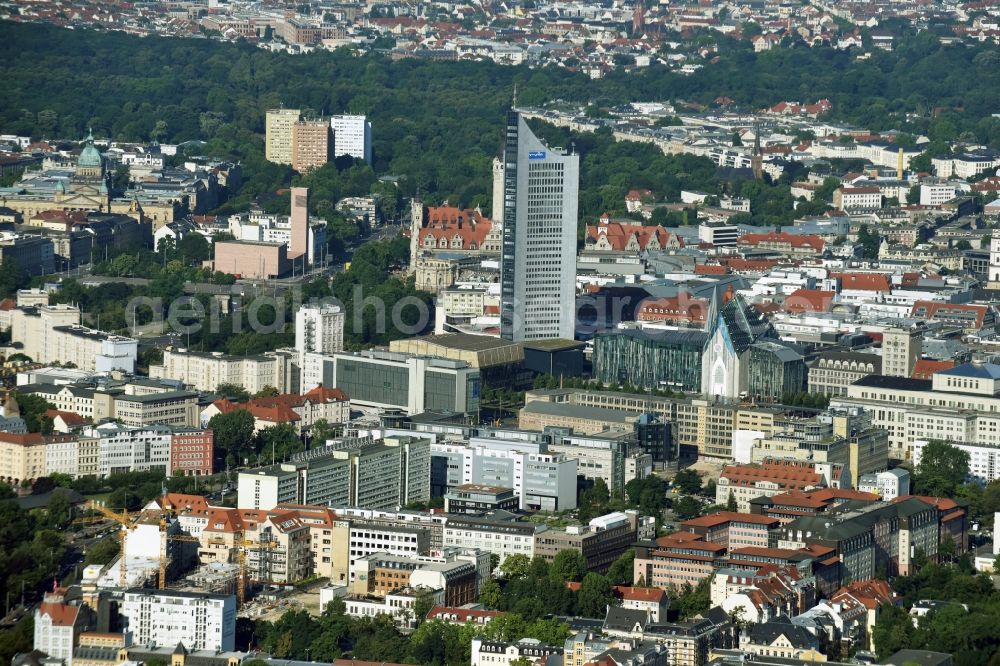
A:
77;498;297;614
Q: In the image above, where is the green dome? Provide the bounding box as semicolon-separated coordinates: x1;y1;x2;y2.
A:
78;130;103;168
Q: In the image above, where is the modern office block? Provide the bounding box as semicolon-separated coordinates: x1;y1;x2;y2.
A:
499;110;579;341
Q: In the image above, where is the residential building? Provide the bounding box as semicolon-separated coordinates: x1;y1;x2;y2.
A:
833;187;883;210
34;590;93;666
0;432;57;485
330;115;372;163
344;587;444;630
85;423;172;477
472;638;563;666
291;119;334;173
150;348;296;394
265;108;300;165
295;303;345;373
236;435;431;510
119;589;236;652
499;109;579;342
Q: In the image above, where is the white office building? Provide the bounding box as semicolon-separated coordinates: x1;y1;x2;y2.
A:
120;589;236;651
429;436;577;511
295;303;345;387
499;110;579;341
330;115;373;163
912;439;1000;484
858;468;911;500
86;423;172;477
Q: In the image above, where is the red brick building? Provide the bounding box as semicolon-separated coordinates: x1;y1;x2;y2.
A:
170;428;214;476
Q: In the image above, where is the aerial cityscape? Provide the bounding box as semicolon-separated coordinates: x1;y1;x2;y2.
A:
1;2;1000;666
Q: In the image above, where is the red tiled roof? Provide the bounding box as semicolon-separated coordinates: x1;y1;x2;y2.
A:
43;409;89;426
614;586;667;602
417;207;494;250
833;272;892;292
695;264;728;275
586;220;682;252
912;359;954;380
910;301;989;329
681;511;781;528
0;298;15;311
784;289;836;314
636;292;708;323
720;460;834;490
38;602;80;627
738;231;824;253
832;579;895;610
302;385;349;403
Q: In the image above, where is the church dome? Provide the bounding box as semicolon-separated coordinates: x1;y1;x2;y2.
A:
78;130;103;168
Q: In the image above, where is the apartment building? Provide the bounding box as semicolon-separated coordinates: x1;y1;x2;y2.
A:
265;108;300;165
472;638;563;666
330;114;372;163
120;590;235;652
0;431;41;483
8;304;137;372
291;119;334;172
833;187;883;210
150;348;296;394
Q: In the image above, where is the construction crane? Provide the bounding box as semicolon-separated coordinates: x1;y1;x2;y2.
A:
234;535;281;607
81;501;138;588
158;522;202;590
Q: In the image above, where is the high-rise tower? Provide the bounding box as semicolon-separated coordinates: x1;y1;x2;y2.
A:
499;110;579;342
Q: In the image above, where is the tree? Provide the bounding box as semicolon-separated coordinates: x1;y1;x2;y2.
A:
576;572;616;618
726;490;738;512
255;385;280;398
673;576;711;619
253;423;302;464
915;440;970;497
13;392;54;433
207;409;255;467
606;549;635;586
550;549;589;583
906;185;921;204
955;240;972;251
857;224;881;259
216;383;250;401
84;537;120;565
674;469;702;495
673;495;703;520
500;554;531;579
479;578;502;608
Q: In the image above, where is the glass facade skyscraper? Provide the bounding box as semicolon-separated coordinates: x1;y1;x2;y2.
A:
500;110;580;341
